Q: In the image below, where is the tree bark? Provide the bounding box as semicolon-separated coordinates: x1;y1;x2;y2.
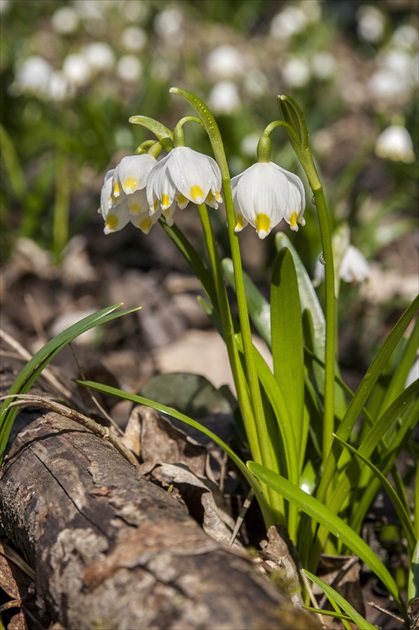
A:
0;365;318;629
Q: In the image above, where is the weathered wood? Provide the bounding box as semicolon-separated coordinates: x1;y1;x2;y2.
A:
0;366;318;629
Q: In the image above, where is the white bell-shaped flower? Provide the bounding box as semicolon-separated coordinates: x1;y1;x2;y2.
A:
146;146;223;219
231;162;305;239
314;244;370;285
99;154;160;234
375;125;415;163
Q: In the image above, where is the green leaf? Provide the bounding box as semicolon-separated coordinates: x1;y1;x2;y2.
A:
302;570;377;630
334;434;416;553
318;294;419;503
270;248;304;439
77;380;273;526
0;304;141;463
247;461;401;603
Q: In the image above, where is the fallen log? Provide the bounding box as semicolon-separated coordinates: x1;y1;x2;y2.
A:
0;365;318;629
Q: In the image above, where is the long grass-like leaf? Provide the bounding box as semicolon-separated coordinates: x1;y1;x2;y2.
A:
0;304;141;463
271;248;304;443
247;461;401;603
302;570;377;630
334;435;416;552
317;295;418;504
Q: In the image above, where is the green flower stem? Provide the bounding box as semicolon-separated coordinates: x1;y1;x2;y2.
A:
198;202;282;521
197;202;262;467
168;89;282;520
311;184;336;471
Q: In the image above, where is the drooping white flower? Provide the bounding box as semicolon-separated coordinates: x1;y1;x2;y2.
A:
314;245;370;285
14;56;53;96
339;245;370;283
281;57;311;88
146;147;223;221
63;53;92;88
231;162;305;239
99;155;159;234
375;125;414;163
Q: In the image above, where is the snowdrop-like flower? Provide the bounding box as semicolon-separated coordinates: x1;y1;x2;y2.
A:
270;6;308;41
122;26;147;53
206;45;245;81
51;6;80;34
116;55;143;83
281;57;311;88
208;81;241;115
375;125;414;163
146;147;223;224
314;245;370;285
99;155;159;234
356;5;386;44
83;42;115;73
231;162;305;239
63;53;92;88
14;56;53;96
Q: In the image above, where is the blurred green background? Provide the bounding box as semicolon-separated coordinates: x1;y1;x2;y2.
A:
1;0;418;351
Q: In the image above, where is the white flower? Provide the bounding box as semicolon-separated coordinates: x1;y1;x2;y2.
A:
270;6;308;41
356;5;386;44
146;147;223;223
63;53;92;88
339;245;370;283
99;155;159;234
121;26;147;52
206;45;245;81
154;7;183;39
14;56;53;96
51;6;80;34
375;125;414;163
311;52;337;80
281;57;311;88
231;162;305;240
314;245;370;285
83;42;115;73
208;81;241;115
116;55;143;83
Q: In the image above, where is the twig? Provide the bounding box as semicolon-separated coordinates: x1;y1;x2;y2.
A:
367;601;404;625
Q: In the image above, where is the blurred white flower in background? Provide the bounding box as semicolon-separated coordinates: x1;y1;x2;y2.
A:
375;125;415;163
356;5;386;44
124;0;148;24
13;56;53;96
63;53;92;88
243;69;269;97
311;51;337;80
206;44;245;81
83;42;115;73
270;6;308;41
314;245;370;285
391;24;419;51
51;6;80;34
270;2;321;41
116;55;143;83
368;68;410;103
240;133;260;158
281;57;311;88
0;0;10;14
121;26;147;53
154;7;183;40
47;71;72;102
208;81;241;115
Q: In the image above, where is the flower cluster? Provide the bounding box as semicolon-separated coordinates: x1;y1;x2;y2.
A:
99;147;223;234
99;146;306;240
